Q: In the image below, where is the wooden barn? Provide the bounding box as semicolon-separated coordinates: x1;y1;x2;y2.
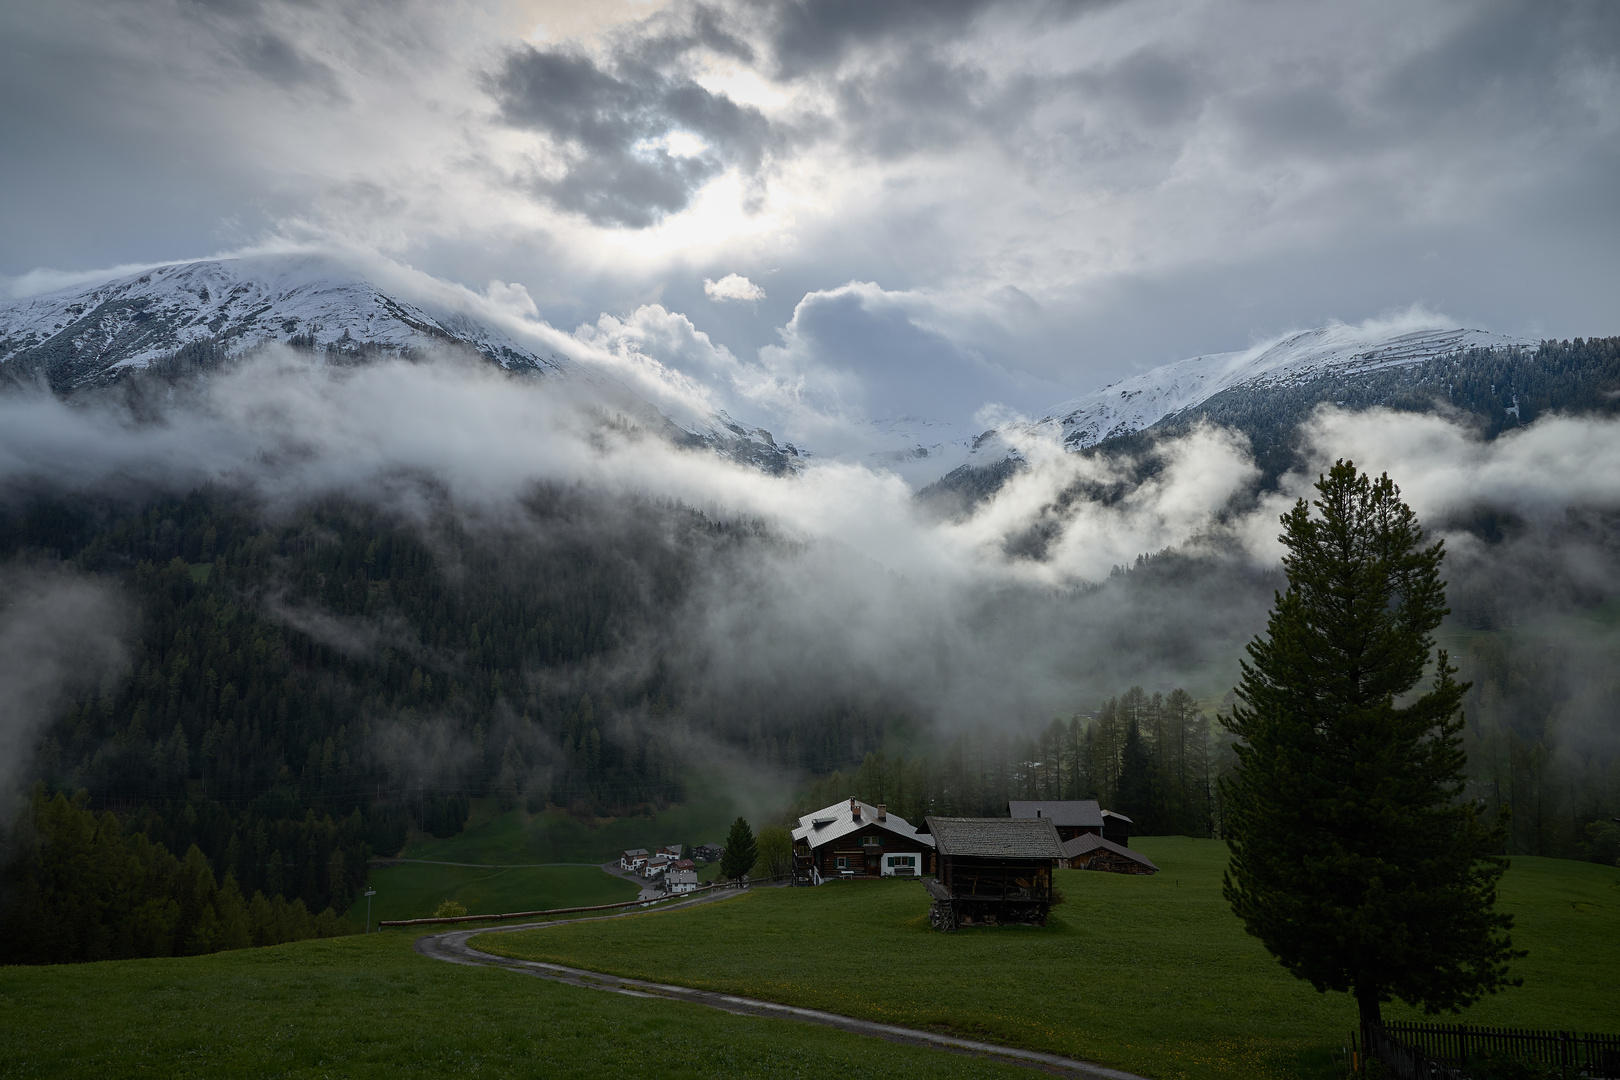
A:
791;799;936;885
1006;799;1104;842
1059;833;1159;875
920;816;1064;930
1007;800;1136;846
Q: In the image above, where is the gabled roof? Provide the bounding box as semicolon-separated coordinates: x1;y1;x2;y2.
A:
924;816;1063;859
1007;800;1104;828
792;798;935;850
666;869;699;884
1101;810;1133;824
1060;832;1158;871
622;848;649;857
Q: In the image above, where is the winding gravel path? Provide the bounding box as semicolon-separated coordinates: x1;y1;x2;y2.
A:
412;890;1148;1080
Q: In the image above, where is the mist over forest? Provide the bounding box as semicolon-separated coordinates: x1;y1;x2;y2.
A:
1;330;1618;964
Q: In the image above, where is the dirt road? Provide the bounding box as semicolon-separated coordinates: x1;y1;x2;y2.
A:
412;889;1146;1080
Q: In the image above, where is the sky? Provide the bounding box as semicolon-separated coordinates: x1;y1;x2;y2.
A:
2;0;1618;441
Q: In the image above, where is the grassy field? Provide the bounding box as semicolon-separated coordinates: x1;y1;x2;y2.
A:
366;782;738;921
403;785;741;866
0;928;1037;1080
367;862;638;923
477;838;1620;1080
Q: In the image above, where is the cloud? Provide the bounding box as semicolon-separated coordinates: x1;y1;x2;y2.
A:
488;40;777;227
703;273;764;301
3;0;1617;428
0;564;128;806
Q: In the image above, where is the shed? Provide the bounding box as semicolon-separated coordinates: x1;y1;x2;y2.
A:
920;816;1063;929
1060;832;1159;875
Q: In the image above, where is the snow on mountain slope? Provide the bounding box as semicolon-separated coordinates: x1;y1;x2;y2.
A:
0;255;808;473
1042;325;1533;451
0;255;568;390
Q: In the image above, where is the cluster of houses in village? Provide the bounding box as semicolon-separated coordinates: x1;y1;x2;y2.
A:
787;797;1160;930
619;843;719;895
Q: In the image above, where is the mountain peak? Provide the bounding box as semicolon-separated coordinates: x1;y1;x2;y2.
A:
1041;325;1533;451
0;254;568;391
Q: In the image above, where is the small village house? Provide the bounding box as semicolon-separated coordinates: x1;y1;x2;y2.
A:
620;848;650;871
791;798;936;884
665;869;699;894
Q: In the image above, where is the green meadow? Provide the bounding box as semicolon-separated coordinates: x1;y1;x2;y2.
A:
0;930;1033;1080
478;838;1620;1080
365;785;736;921
367;861;637;924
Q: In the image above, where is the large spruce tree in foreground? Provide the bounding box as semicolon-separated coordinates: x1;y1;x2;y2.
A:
1221;461;1520;1045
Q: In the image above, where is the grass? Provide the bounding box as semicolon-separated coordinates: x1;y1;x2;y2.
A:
367;778;739;921
367;862;638;923
0;928;1037;1080
476;838;1620;1080
401;783;741;866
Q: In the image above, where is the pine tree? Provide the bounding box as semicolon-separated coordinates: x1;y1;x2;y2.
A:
719;816;758;885
1221;461;1521;1047
1116;720;1155;832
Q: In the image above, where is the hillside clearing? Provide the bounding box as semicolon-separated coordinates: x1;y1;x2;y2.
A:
476;838;1620;1080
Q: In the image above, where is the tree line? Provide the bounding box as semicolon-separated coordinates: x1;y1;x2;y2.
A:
795;684;1215;838
0;787;354;965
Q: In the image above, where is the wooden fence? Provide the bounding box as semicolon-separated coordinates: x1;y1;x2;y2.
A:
1359;1021;1620;1079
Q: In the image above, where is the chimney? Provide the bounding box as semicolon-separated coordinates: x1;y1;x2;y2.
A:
1036;808;1042;817
877;804;887;820
850;798;860;817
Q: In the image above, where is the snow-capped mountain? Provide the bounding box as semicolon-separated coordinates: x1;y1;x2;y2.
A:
0;255;568;390
1039;325;1533;451
0;255;807;473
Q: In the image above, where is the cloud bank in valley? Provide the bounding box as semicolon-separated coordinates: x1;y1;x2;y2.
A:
2;349;1618;750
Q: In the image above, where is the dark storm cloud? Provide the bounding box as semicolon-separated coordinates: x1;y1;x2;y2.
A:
754;0;1004;79
492;45;777;227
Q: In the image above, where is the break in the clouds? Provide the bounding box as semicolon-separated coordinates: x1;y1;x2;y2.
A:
1;0;1617;431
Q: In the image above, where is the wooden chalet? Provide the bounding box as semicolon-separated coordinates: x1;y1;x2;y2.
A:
1059;833;1159;875
1008;800;1134;849
791;798;935;885
920;816;1063;930
1007;799;1104;842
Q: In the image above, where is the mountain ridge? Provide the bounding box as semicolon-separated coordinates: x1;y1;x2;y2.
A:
0;255;808;475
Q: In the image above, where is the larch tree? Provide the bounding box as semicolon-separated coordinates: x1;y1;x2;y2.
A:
1220;461;1521;1048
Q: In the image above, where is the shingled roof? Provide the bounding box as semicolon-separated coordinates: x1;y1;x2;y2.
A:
1060;832;1159;872
923;816;1064;859
1007;799;1104;829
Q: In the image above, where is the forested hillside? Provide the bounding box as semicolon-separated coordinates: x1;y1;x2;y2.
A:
0;483;914;961
800;684;1215;838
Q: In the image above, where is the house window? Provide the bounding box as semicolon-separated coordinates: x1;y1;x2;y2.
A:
891;856;914;867
861;836;881;847
835;856;847;869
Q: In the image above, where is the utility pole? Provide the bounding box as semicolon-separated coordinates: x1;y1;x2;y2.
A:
364;888;376;933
